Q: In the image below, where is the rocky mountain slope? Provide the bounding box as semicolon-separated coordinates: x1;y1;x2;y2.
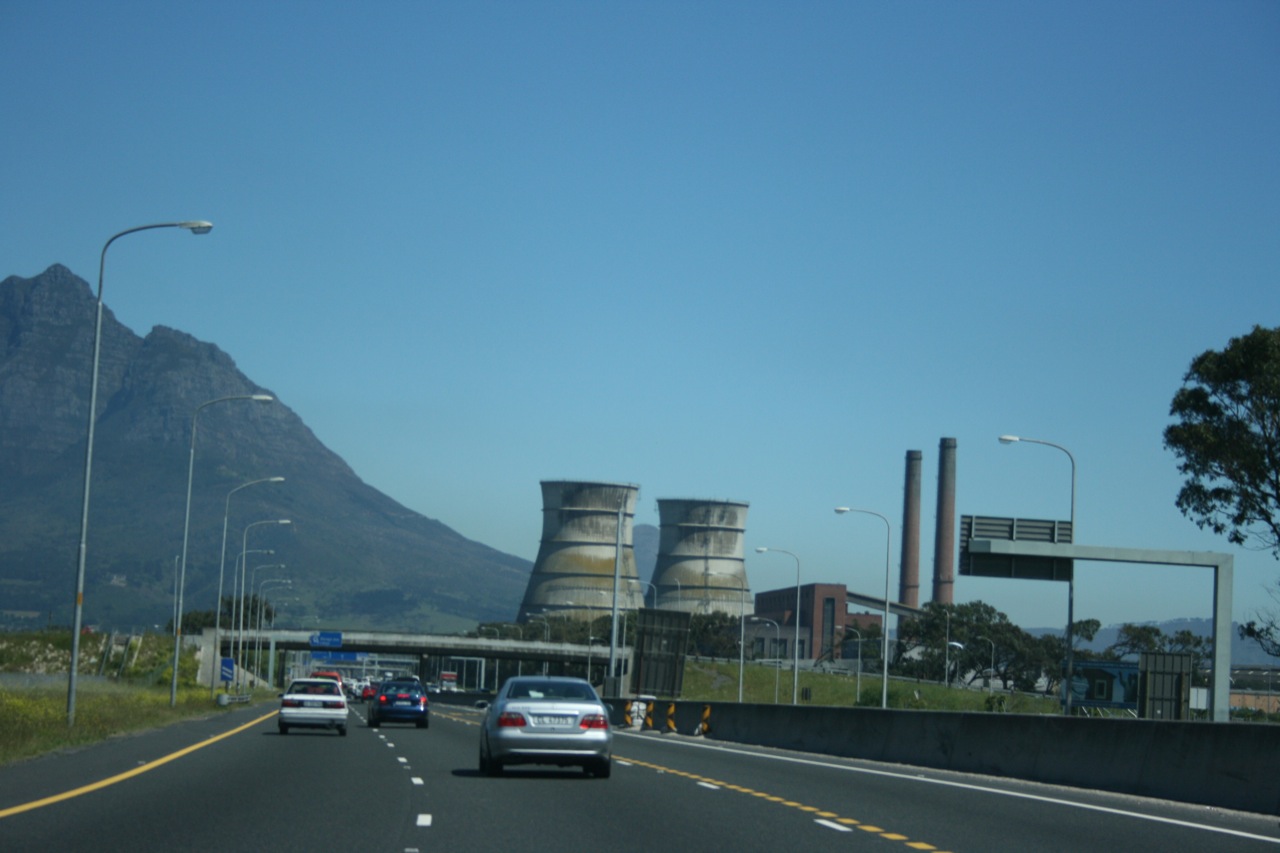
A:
0;265;531;633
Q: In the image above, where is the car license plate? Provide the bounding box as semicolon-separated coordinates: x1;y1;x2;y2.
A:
304;700;321;708
395;700;412;706
536;715;574;726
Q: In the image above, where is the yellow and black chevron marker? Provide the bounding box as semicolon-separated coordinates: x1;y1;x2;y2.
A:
644;701;654;729
700;704;711;735
665;702;676;732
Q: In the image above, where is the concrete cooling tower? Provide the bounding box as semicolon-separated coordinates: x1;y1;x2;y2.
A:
517;481;644;622
652;498;751;617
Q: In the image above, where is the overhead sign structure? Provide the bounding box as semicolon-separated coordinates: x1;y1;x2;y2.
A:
959;515;1073;581
961;532;1232;722
309;631;343;649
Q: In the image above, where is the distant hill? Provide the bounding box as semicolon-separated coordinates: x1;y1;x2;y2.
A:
1029;617;1274;666
0;265;531;633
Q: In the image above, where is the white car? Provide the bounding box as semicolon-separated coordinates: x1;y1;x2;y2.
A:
279;678;349;736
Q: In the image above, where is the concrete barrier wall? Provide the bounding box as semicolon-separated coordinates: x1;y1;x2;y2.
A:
603;699;1280;816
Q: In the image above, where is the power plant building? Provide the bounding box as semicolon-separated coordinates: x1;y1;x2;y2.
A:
517;480;644;623
652;498;751;618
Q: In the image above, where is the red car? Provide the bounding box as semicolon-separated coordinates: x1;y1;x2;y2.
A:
361;681;379;701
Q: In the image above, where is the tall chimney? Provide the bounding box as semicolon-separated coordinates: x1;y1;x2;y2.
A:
900;450;922;610
932;438;957;605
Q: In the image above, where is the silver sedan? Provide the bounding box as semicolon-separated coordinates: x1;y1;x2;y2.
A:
479;676;613;778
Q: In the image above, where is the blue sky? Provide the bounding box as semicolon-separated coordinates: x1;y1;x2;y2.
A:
3;1;1278;631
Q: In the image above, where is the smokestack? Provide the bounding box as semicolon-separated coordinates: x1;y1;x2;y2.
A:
900;450;922;609
517;480;643;622
932;438;957;605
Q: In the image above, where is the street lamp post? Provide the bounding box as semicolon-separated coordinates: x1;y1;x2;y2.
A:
750;617;780;703
254;578;291;687
237;519;290;692
834;507;893;709
977;636;996;692
848;628;862;704
68;220;212;727
999;434;1076;715
242;563;283;688
212;477;284;697
755;547;801;705
529;613;550;675
171;394;273;707
946;641;965;687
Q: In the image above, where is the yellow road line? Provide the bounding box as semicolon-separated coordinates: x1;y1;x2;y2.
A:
618;754;952;853
0;710;279;819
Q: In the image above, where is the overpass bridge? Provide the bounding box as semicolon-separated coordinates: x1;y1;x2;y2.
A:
194;627;629;689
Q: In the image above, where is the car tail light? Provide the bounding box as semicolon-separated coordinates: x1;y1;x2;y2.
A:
281;699;303;708
379;694;389;705
497;711;527;727
579;714;608;730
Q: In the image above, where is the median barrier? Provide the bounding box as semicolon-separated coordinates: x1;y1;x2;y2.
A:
605;699;1280;815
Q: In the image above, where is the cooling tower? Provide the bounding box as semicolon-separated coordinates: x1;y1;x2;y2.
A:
931;437;957;605
900;450;922;610
517;481;644;622
652;498;751;617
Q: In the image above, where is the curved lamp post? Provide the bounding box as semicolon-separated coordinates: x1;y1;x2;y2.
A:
750;616;781;703
998;434;1076;714
755;547;801;704
211;477;284;697
68;220;212;727
834;507;893;709
254;578;292;687
171;394;273;706
237;519;290;692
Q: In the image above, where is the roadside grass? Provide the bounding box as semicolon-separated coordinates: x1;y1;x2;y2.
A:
0;630;273;767
0;681;238;766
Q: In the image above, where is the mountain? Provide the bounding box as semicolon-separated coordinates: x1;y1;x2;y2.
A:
0;265;531;633
1029;617;1273;666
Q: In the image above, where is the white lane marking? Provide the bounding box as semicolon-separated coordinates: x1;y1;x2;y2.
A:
411;777;424;786
397;757;408;763
416;814;432;827
816;820;852;833
697;782;719;790
614;732;1280;844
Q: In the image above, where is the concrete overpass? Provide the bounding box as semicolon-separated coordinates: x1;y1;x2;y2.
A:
195;627;629;688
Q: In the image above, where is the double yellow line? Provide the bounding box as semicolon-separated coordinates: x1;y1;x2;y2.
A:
0;711;278;819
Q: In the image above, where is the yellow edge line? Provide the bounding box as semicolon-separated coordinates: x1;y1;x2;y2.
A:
0;710;279;820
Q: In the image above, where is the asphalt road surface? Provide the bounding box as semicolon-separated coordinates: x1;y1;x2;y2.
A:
2;701;1279;852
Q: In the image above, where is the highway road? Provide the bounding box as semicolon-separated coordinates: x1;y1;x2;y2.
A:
2;701;1279;852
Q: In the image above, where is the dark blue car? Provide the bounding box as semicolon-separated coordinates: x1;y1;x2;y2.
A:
368;679;430;728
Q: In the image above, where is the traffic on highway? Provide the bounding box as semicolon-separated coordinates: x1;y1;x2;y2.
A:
3;688;1280;852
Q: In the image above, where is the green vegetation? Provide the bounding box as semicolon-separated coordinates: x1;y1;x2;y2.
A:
0;680;244;766
681;657;1057;714
0;630;270;767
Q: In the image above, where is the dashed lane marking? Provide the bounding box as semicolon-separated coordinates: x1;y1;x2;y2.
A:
619;754;953;853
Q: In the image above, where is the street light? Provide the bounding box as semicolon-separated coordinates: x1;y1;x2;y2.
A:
212;477;284;697
254;578;291;687
834;508;893;709
237;519;290;692
847;628;862;704
68;219;212;727
243;563;284;686
171;394;273;707
750;617;780;703
529;613;550;675
999;434;1076;714
977;635;996;692
946;640;965;688
755;547;801;705
708;570;749;703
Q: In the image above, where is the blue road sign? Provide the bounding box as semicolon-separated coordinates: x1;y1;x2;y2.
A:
309;631;343;649
220;657;234;682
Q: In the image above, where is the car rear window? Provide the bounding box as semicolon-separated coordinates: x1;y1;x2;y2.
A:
290;681;341;696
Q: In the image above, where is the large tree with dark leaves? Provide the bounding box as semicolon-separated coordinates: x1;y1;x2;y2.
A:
1164;325;1280;558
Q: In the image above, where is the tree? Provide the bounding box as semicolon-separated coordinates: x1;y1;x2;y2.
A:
1164;325;1280;558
